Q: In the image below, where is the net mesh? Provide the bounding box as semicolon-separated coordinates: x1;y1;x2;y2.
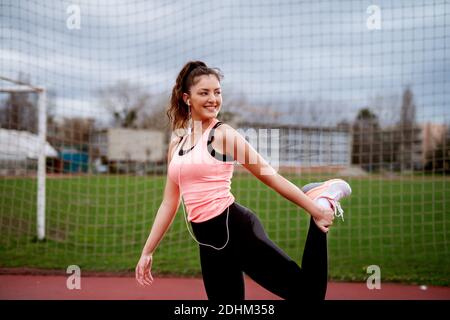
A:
0;0;449;284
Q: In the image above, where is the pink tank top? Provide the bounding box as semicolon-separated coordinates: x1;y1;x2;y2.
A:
168;118;235;223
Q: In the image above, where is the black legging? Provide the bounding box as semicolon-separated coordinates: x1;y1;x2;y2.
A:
190;201;328;301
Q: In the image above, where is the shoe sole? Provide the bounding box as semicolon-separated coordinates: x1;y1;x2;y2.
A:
302;179;351;201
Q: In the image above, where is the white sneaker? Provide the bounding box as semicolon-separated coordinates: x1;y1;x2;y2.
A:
301;179;352;221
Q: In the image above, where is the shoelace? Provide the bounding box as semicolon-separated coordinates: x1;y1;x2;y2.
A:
329;199;345;221
335;201;345;221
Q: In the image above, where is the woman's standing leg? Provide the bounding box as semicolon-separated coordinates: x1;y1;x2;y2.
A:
197;246;245;300
191;208;245;301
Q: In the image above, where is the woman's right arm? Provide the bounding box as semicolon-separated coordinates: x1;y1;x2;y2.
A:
139;176;181;256
135;137;182;286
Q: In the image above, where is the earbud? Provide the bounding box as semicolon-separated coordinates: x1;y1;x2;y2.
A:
187;100;190;106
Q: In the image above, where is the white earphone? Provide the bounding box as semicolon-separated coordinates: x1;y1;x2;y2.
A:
186;99;192;135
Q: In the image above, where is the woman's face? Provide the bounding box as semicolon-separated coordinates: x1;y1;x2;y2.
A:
184;74;222;122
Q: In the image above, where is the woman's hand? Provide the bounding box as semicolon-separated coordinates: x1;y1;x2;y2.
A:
312;205;335;233
135;254;154;286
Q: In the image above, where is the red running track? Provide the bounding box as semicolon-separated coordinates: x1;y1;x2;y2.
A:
1;275;449;300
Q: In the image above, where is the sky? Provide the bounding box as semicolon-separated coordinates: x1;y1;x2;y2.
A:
0;0;449;127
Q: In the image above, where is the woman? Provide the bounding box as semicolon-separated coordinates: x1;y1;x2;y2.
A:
135;61;351;300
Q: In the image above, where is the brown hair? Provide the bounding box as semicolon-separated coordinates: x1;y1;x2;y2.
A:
167;61;223;133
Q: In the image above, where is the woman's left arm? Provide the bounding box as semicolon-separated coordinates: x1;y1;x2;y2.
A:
218;124;326;220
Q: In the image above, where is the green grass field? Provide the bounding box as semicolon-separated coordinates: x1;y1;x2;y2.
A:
1;173;449;285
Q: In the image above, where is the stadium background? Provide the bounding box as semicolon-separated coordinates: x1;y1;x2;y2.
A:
0;0;449;286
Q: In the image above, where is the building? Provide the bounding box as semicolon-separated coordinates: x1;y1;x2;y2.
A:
90;128;165;174
237;122;352;171
421;123;448;165
0;128;58;176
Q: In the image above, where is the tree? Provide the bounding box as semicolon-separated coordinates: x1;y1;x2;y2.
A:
352;108;381;172
400;86;416;127
98;80;151;129
140;104;169;130
0;74;38;133
59;117;96;149
398;86;418;171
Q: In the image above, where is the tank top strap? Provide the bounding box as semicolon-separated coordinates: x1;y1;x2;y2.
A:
171;135;185;158
177;119;220;156
207;121;223;145
206;121;235;162
212;121;223;130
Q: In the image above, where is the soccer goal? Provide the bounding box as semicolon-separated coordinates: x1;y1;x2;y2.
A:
0;76;47;241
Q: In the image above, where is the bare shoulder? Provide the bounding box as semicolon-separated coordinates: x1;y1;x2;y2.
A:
215;123;248;146
212;122;246;159
214;123;239;140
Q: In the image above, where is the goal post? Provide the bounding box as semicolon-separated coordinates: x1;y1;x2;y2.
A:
0;76;47;241
36;89;46;241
